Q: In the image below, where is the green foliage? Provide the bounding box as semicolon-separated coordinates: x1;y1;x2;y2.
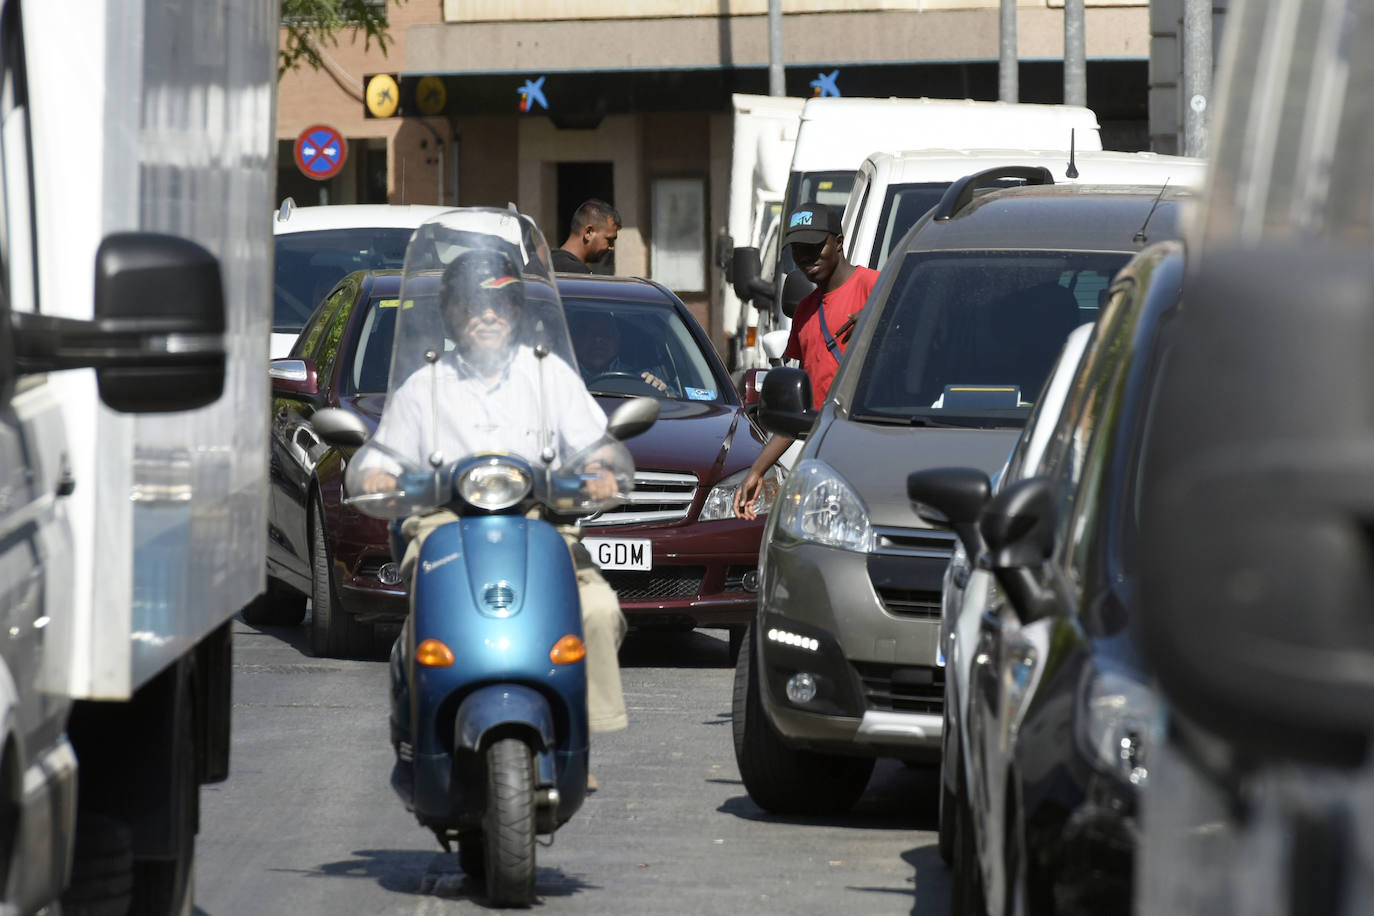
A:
279;0;404;78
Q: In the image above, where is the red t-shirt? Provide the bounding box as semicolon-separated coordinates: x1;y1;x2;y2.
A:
784;267;879;408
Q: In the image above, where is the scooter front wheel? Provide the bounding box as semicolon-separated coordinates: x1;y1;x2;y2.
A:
483;738;536;907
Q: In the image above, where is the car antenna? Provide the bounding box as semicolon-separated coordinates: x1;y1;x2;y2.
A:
1134;179;1171;244
1065;129;1079;179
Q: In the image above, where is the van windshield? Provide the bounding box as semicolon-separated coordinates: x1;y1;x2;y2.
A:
779;170;855;277
850;250;1129;428
871;180;1027;271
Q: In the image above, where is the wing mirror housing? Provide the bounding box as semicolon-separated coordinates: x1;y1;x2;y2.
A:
9;232;226;412
979;476;1056;623
756;366;816;439
730;246;775;305
309;407;371;448
269;358;319;396
1139;242;1374;768
606;396;660;441
741;368;767;407
906;467;993;560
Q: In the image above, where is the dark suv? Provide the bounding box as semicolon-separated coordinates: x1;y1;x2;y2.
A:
733;167;1190;815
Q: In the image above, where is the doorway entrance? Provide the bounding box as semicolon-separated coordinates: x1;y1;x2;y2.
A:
556;162;615;275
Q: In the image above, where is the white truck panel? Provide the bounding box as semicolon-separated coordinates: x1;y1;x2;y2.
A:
26;0;275;698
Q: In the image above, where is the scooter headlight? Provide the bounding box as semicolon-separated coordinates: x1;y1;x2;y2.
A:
458;457;532;510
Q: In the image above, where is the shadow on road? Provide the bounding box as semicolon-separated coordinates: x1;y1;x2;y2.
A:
716;758;939;832
619;627;734;669
309;847;596;904
900;844;953;915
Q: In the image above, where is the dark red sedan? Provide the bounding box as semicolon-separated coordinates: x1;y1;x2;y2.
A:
260;270;781;658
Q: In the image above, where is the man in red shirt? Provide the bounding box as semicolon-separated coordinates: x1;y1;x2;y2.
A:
733;201;879;519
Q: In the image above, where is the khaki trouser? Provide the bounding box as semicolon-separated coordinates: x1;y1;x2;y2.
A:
399;509;629;733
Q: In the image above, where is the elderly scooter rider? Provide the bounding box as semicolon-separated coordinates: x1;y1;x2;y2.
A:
359;247;629;734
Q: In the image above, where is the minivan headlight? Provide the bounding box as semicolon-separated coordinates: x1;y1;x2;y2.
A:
699;466;786;521
772;459;873;551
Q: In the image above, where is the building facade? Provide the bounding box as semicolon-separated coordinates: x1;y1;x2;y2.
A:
276;1;1158;350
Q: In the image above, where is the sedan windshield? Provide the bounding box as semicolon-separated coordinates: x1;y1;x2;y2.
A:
564;297;725;402
851;250;1130;427
274;228;414;334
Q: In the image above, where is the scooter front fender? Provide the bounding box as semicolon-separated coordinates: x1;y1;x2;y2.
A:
455;684;554;754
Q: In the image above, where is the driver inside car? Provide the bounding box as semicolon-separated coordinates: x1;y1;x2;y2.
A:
569;310;677;397
359;247;631;735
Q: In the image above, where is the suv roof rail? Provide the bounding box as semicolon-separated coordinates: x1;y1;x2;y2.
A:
933;166;1055;221
276;197;296;222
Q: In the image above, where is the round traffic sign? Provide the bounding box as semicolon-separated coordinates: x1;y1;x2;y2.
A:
294;125;347;181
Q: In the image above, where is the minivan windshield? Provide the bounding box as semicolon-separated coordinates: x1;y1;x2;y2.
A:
851;250;1130;427
274;227;415;334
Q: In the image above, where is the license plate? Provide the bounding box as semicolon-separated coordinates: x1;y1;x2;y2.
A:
583;538;652;571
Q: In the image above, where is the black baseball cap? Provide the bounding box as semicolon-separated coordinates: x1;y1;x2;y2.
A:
784;201;842;246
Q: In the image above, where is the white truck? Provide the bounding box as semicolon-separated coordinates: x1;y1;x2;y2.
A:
716;93;803;374
728;96;1104;370
0;1;276;913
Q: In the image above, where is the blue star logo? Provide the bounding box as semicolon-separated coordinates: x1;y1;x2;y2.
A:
519;76;548;112
810;70;841;98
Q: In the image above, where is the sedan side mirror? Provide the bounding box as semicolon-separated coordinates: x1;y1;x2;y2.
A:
906;466;993;560
740;368;767;407
756;366;816;439
979;476;1056;623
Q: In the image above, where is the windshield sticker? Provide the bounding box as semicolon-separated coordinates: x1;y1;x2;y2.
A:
685;387;716;401
379;298;400;309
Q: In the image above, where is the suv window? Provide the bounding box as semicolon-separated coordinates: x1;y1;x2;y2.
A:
850;250;1129;426
274;227;413;335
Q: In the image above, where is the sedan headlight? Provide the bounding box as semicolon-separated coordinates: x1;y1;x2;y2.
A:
1077;666;1165;788
457;457;532;510
699;466;786;521
771;459;873;551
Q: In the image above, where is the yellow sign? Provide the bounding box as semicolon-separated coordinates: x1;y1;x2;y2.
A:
365;74;400;118
415;76;448;116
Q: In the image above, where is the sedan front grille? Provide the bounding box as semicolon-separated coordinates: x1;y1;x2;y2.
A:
602;567;705;601
853;661;944;715
580;470;698;528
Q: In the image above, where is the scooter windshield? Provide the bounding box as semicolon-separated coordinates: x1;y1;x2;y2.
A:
343;207;635;520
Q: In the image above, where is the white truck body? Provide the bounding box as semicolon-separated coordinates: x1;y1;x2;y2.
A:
0;1;275;911
842;147;1209;272
720;93;802;370
27;0;274;699
737;97;1105;370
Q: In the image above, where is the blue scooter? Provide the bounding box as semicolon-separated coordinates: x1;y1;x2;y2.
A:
311;396;656;907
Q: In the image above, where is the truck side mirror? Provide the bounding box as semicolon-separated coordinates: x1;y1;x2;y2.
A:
781;269;815;320
756;366;816;439
1138;242;1374;769
731;246;775;304
11;232;226;413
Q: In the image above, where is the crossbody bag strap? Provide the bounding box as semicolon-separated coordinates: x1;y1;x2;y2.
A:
816;297;842;365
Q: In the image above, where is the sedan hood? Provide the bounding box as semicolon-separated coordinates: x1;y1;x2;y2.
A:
811;418;1020;528
594;396;760;479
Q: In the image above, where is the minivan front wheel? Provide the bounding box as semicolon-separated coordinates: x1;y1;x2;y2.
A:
731;624;874;815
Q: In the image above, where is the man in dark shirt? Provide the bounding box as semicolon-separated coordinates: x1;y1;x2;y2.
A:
552;198;621;273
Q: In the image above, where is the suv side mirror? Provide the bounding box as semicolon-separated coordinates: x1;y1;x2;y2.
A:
11;232;226;412
1139;242;1374;768
730;246;775;304
906;466;992;560
756;366;816;439
269;358;319;396
979;476;1056;623
740;368;767;407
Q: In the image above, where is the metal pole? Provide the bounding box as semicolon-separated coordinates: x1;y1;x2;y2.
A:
768;0;785;96
999;0;1018;102
1182;0;1213;157
1064;0;1086;108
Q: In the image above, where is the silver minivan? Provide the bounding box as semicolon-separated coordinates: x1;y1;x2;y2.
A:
731;167;1191;815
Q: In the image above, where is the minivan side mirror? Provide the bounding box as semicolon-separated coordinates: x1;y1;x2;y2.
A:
979;476;1056;623
1139;242;1374;768
10;232;225;412
906;466;992;560
756;366;816;439
730;246;775;304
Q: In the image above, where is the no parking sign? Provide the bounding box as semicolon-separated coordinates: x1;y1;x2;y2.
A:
294;124;347;181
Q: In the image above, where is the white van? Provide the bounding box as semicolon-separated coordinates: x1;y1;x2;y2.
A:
731;97;1104;370
843;148;1209;272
